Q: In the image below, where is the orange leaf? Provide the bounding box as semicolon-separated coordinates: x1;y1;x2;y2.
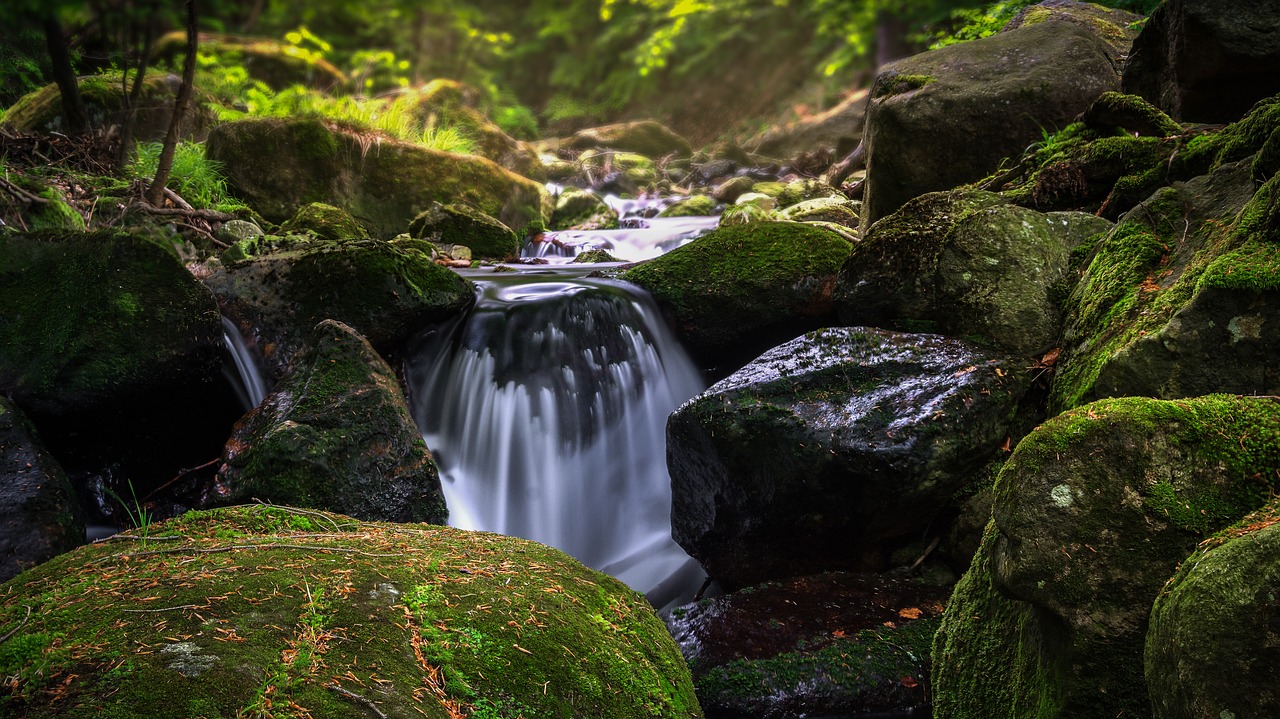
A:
898;607;923;619
900;676;919;688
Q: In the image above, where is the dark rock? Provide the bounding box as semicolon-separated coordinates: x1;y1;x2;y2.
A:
1004;1;1144;57
667;327;1033;589
213;320;447;523
621;222;851;370
0;397;82;581
203;237;473;378
1122;0;1280;124
408;202;520;260
667;572;946;718
400;79;546;181
861;19;1124;228
1146;503;1280;719
1080;91;1182;138
933;395;1280;719
837;188;1112;356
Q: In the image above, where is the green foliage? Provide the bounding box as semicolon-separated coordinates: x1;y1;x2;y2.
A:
128;140;233;210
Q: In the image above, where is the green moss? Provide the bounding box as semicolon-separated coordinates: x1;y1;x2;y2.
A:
573;249;622;263
0;505;701;718
871;72;935;100
280;202;369;240
408;202;519;260
29;188;86;231
1198;241;1280;292
658;195;718;217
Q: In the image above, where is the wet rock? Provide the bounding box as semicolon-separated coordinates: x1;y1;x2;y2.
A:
837;188;1113;356
214;320;447;523
1146;503;1280;719
571;249;622;263
568;120;694;158
408;201;519;260
667;327;1033;589
206;117;549;236
667;572;946;718
0;397;82;582
280;202;369;241
1122;0;1280;124
203;237;473;378
549;187;618;232
621;222;851;370
933;395;1280;719
861;19;1125;227
0;504;700;718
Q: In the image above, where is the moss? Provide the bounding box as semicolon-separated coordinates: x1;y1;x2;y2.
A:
550;188;618;231
408;202;520;260
871;72;934;100
1083;92;1182;137
0;505;701;718
776;180;841;209
658;195;718;218
1252;126;1280;184
572;249;622;263
279;202;369;241
29;188;85;231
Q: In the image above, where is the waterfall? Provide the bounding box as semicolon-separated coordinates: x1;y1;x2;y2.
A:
222;316;269;411
408;268;707;607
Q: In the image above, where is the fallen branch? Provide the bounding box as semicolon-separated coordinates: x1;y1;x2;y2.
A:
136;201;236;222
143;457;222;501
122;604;207;614
95;543;403;564
0;176;49;205
327;682;389;719
0;606;32;646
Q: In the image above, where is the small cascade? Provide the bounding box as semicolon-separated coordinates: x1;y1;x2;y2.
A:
408;269;707;607
221;316;270;411
529;185;719;264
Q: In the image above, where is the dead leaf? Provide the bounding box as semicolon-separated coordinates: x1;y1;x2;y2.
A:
898;607;923;619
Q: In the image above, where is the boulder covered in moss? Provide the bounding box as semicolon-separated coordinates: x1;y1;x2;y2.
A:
0;230;223;418
1080;91;1182;138
205;117;549;237
154;31;347;91
202;237;473;378
861;19;1124;228
933;395;1280;719
668;572;945;717
0;397;82;582
399;79;546;181
780;196;861;227
568;120;693;158
1146;503;1280;719
0;504;703;719
2;72;213;140
836;188;1113;356
408;202;519;260
279;202;369;240
621;221;851;368
1051;161;1276;412
1122;0;1280;124
549;187;618;231
214;320;446;523
657;194;718;218
1003;0;1144;56
668;327;1032;589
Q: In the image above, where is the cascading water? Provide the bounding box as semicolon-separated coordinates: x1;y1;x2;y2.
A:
408;265;709;608
222;316;269;411
526;186;720;263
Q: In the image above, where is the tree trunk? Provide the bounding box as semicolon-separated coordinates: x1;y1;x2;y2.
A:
146;0;197;207
118;10;159;170
43;14;89;134
874;10;913;70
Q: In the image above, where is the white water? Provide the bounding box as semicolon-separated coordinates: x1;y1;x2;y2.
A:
530;185;719;264
408;267;708;607
222;316;269;411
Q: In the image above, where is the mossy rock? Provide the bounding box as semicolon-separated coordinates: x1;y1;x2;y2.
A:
1004;1;1144;57
0;396;82;582
572;249;622;263
202;237;473;378
568;120;693;158
0;230;222;418
837;188;1112;355
621;221;852;367
1052;162;1277;412
667;326;1033;588
408;202;519;260
549;188;618;231
935;395;1280;719
780;196;860;228
717;203;777;227
279;202;369;241
658;195;718;218
1146;502;1280;719
2;72;214;141
154;31;347;91
775;179;842;209
0;504;703;719
397;81;546;181
217;320;447;524
1081;92;1182;138
205;117;550;237
29;188;85;232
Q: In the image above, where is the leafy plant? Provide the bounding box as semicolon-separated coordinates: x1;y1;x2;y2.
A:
128;140;230;210
101;479;152;536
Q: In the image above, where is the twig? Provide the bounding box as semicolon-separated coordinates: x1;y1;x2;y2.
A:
908;535;942;573
327;682;389;719
143;458;223;501
163;186;195;211
0;606;32;646
250;500;347;533
94;533;184;544
172;220;230;248
94;543;403;564
0;176;48;205
122;604;206;613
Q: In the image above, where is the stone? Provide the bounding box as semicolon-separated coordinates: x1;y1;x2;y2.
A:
667;327;1032;589
658;195;719;218
837;188;1113;356
280;202;369;241
0;504;700;719
780;196;861;228
205;118;550;237
750;89;869;161
549;188;618;232
1122;0;1280;124
214;219;264;245
861;19;1124;228
399;79;546;181
408;202;519;260
213;320;447;524
0;397;82;582
712;175;755;203
568;120;694;158
1;72;214;140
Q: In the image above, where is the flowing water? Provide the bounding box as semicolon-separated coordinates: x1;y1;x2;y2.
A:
222;316;269;412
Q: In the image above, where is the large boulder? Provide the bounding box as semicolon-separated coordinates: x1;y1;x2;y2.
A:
408;202;520;260
933;395;1280;719
279;202;369;240
1146;504;1280;719
1122;0;1280;124
0;504;702;719
861;18;1124;228
667;572;945;718
667;327;1033;589
568;120;694;158
836;188;1113;356
622;221;851;371
205;117;550;236
1;72;214;140
1052;161;1278;411
203;237;473;378
213;320;447;524
0;397;82;582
